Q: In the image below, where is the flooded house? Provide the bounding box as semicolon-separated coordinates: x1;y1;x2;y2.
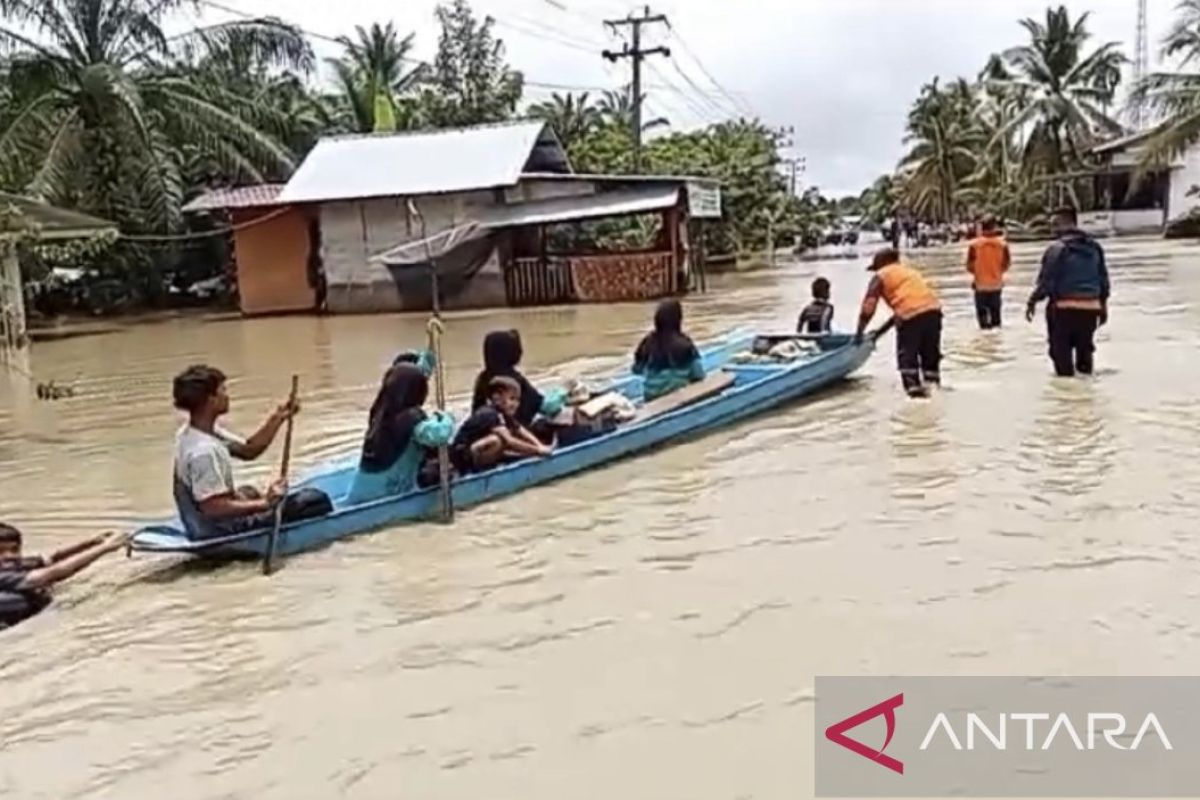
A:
186;120;722;316
1042;131;1200;237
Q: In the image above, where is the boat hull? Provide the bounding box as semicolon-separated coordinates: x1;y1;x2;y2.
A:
131;332;873;558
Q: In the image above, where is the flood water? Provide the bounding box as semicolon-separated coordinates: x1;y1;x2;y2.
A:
2;238;1200;799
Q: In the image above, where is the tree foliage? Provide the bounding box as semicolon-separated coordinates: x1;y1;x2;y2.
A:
879;4;1125;223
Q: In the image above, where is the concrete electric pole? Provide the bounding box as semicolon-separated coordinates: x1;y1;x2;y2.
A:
603;6;670;172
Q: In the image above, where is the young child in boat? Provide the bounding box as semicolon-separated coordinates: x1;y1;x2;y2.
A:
453;376;552;474
345;362;455;504
632;299;705;401
797;277;834;334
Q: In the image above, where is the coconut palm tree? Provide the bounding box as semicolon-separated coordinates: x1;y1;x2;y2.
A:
527;91;601;151
899;78;984;221
326;22;426;133
596;86;667;133
996;5;1126;174
1129;0;1200;163
0;0;310;231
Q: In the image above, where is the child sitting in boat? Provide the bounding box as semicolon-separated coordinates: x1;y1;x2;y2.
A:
345;363;455;504
797;277;834;334
471;330;567;443
453;376;553;474
632;299;705;401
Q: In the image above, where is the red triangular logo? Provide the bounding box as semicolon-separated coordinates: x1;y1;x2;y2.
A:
824;693;904;775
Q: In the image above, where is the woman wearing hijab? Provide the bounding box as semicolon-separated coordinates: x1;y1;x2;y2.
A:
632;300;705;401
346;363;455;504
470;330;567;430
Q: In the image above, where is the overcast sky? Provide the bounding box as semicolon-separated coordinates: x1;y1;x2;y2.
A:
190;0;1177;196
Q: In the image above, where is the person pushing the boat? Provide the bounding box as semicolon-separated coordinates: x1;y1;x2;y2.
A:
453;376;552;474
632;299;705;401
471;330;567;444
797;277;834;334
171;365;327;540
345;363;454;504
0;523;129;629
966;215;1011;330
855;248;943;398
1025;206;1110;377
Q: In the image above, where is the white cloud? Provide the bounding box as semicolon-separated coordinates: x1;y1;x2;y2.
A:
188;0;1175;195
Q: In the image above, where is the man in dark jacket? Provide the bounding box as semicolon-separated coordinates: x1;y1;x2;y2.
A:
1025;207;1110;377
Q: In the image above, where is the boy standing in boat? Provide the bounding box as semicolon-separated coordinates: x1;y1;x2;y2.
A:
171;365;298;539
797;277;834;334
966;215;1010;329
855;248;943;398
1025;206;1110;377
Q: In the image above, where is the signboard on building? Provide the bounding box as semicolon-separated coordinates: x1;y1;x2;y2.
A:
687;183;722;219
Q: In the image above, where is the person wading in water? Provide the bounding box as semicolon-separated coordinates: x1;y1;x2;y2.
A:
1025;206;1110;377
0;524;129;629
855;248;943;398
966;215;1011;329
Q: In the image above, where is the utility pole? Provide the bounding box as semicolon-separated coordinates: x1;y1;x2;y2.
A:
781;156;807;196
603;6;670;172
1132;0;1149;129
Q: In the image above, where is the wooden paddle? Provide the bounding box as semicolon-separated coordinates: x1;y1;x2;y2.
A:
263;374;299;576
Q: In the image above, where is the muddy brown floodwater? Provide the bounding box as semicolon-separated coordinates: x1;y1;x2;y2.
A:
1;238;1199;799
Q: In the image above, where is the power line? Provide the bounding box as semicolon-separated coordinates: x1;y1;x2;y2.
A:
645;61;724;125
665;25;756;118
194;0;605;92
664;56;740;119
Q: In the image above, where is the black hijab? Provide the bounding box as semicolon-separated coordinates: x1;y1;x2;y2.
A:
360;364;429;472
471;329;544;424
635;299;698;370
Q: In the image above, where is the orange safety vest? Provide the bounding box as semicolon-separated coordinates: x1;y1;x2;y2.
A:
870;262;941;321
968;235;1009;291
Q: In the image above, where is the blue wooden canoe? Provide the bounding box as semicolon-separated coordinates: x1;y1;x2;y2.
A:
130;330;876;559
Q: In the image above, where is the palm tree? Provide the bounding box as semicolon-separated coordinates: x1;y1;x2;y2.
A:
596;87;667;133
326;22;426;133
899;78;984;221
527;92;600;151
1130;0;1200;163
996;6;1126;174
0;0;310;231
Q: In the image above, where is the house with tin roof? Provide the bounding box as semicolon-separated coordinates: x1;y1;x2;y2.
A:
186;120;721;316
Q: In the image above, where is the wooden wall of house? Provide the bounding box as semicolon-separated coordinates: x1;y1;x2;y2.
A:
231;207;317;316
320;191;505;313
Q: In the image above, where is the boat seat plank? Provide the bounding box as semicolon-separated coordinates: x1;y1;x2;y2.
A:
633;371;736;423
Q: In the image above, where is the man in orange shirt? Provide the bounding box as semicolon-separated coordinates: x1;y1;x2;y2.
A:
966;216;1011;330
856;248;943;398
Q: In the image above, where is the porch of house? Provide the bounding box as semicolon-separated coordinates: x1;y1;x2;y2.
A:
483;186;696;307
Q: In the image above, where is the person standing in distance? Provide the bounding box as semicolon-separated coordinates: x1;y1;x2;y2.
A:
966;215;1011;329
1025;207;1110;377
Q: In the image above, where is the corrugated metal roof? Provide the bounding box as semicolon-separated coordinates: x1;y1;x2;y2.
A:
278;121;568;204
372;185;682;265
0;193;116;240
480;185;680;228
183;184;285;211
521;171;720;186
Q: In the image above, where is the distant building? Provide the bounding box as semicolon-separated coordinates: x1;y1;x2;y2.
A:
1048;131;1200;237
186;120;721;316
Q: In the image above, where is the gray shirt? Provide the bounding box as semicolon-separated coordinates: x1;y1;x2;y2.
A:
173;425;245;539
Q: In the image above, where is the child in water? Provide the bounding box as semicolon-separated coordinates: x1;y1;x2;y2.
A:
453;376;553;474
797;277;834;334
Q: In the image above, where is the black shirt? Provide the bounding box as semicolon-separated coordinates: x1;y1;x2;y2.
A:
453;405;517;451
0;569;51;628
